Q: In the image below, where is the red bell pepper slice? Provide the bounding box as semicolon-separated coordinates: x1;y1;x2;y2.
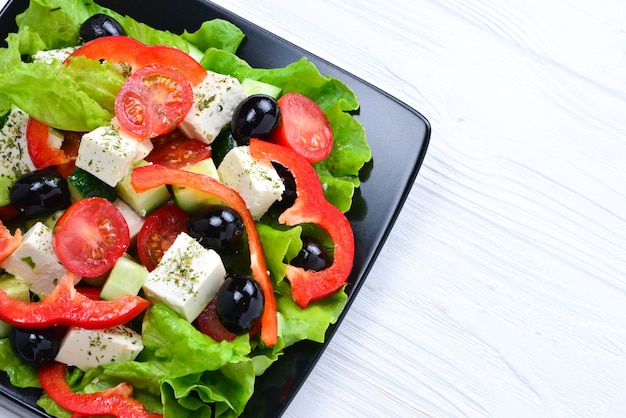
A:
0;222;21;265
26;117;70;169
67;36;207;86
130;165;278;347
249;139;355;308
39;362;162;418
0;271;149;329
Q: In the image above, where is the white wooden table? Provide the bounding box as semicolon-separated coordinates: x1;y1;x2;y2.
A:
215;1;626;417
2;0;626;417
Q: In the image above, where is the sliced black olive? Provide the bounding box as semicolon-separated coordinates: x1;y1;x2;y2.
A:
10;327;61;366
292;238;330;271
10;170;71;218
188;206;244;251
231;94;280;144
216;275;264;334
79;14;126;42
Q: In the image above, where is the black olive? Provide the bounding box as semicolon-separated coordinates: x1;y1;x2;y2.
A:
231;94;280;143
79;14;126;42
10;327;60;366
268;162;297;213
188;206;244;251
292;238;330;271
10;170;71;218
216;275;264;334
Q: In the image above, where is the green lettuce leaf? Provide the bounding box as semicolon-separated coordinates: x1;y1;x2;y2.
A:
163;361;255;418
257;223;303;287
118;15;189;51
0;57;123;131
277;282;348;347
0;338;40;388
15;0;108;50
182;19;245;55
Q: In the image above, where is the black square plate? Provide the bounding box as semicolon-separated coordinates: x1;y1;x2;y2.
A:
0;0;430;416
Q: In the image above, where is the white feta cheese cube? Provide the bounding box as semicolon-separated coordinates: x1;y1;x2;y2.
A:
31;47;77;64
179;71;246;144
217;145;285;220
75;124;153;187
0;222;71;295
142;232;226;322
0;106;36;205
54;325;143;371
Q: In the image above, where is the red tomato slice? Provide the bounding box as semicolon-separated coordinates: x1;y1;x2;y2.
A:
195;295;237;342
146;129;211;168
115;65;193;139
68;36;207;85
26;118;70;169
137;204;189;271
53;197;130;278
270;92;334;163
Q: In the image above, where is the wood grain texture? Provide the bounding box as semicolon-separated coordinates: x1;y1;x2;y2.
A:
206;0;626;417
0;0;624;417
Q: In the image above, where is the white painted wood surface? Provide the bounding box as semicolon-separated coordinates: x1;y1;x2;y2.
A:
0;0;625;417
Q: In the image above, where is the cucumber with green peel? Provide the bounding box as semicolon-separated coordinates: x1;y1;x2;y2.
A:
67;167;117;202
116;160;171;216
100;255;148;301
241;78;282;98
172;158;224;213
0;274;30;337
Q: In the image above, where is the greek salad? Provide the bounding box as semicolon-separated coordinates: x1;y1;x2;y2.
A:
0;0;371;417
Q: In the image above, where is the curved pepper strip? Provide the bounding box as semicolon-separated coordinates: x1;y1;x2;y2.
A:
0;271;150;329
67;36;207;86
130;165;278;347
249;139;355;308
39;362;162;418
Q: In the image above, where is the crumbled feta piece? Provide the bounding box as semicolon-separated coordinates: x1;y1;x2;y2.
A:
0;222;72;295
142;232;225;322
75;123;153;187
179;71;246;144
217;145;285;220
30;47;77;64
54;325;143;371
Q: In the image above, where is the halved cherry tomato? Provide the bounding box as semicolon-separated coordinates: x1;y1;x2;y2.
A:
146;129;211;168
53;197;130;278
115;65;193;139
195;295;237;342
26;118;70;169
137;204;189;271
67;36;206;86
130;165;278;347
39;362;162;418
270;92;334;163
0;221;21;265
